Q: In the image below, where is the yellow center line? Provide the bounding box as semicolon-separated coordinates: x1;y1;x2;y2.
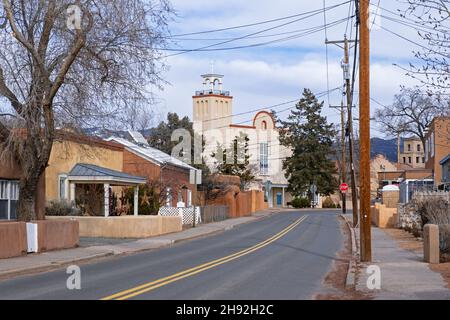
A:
101;215;308;300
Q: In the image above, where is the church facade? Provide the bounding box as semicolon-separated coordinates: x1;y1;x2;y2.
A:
192;72;292;208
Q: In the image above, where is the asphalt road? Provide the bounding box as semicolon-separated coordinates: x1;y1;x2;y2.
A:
0;210;344;300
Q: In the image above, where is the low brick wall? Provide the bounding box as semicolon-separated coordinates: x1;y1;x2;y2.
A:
0;222;27;259
35;220;79;252
47;215;182;238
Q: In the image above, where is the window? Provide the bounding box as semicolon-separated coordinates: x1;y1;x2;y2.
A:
403;157;406;164
259;143;269;175
417;144;421;152
408;157;412;164
408;144;411;151
422;157;425;163
58;175;68;200
0;180;19;220
431;133;435;157
261;120;267;130
416;157;420;164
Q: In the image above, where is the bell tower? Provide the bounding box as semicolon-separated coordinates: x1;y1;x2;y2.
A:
193;72;233;133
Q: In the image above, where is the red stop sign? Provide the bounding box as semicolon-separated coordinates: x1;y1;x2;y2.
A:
340;183;349;193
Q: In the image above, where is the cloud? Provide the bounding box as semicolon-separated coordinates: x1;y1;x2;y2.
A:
153;0;430;138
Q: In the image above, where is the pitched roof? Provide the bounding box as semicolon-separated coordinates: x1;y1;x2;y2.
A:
68;163;146;184
106;137;196;171
440;153;450;165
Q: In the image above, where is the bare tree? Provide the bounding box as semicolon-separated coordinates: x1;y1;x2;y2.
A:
402;1;450;92
0;0;173;221
375;87;446;147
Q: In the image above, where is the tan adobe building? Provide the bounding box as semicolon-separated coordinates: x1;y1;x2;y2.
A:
192;73;292;208
424;116;450;185
398;137;425;169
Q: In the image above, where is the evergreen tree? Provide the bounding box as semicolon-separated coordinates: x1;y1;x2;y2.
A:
277;89;338;199
211;132;255;189
147;112;193;154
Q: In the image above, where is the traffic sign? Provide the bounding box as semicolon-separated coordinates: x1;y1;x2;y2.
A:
340;183;349;193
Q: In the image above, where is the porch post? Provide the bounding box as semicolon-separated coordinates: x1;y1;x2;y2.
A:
104;184;110;217
69;182;76;203
282;187;285;208
134;185;139;216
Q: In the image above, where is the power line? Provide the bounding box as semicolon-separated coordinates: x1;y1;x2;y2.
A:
202;87;342;124
161;17;351;56
216;88;342;130
323;0;331;107
168;1;352;38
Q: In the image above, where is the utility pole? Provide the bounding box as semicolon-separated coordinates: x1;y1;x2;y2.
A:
326;36;358;224
343;36;359;227
340;101;347;215
330;101;347;215
359;0;372;262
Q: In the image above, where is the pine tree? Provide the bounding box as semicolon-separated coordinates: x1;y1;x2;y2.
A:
277;88;339;199
211;132;255;189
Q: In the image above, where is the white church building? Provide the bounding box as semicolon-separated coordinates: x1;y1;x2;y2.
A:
192;72;293;208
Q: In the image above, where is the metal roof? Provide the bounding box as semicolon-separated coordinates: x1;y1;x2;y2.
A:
440;153;450;165
106;137;196;171
68;163;146;184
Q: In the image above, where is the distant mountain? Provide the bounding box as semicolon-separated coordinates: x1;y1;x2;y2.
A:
371;137;397;162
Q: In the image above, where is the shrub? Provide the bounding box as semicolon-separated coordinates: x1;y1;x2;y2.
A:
291;197;310;208
124;183;160;215
416;198;450;226
322;197;337;209
45;200;81;216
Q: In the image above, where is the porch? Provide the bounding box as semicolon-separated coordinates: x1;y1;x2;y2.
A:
65;163;146;217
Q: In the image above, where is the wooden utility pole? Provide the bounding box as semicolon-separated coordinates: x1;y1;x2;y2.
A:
359;0;372;262
344;36;359;227
340;101;347;215
326;37;358;219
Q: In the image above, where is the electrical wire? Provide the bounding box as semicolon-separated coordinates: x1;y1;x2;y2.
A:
323;0;331;107
167;1;352;38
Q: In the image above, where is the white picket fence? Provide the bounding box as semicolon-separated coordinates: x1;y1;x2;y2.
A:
158;206;202;225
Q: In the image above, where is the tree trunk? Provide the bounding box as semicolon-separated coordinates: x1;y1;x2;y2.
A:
17;177;39;222
16;143;48;222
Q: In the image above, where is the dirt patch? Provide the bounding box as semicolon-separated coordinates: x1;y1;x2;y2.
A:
430;263;450;289
383;229;423;253
313;216;372;300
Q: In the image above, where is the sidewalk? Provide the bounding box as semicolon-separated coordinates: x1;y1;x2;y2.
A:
344;215;450;300
0;210;280;279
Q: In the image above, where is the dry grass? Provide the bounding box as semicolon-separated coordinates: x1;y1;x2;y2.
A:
383;228;423;253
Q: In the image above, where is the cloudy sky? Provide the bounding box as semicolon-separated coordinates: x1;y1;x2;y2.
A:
153;0;426;138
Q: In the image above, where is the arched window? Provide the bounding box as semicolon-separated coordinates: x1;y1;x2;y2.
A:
261;120;267;130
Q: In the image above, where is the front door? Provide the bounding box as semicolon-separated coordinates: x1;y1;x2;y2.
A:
276;193;282;207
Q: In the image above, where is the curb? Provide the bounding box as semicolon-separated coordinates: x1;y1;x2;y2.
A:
339;214;358;289
0;251;114;280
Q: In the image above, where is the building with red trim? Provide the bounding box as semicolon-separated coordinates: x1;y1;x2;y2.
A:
192;73;292;208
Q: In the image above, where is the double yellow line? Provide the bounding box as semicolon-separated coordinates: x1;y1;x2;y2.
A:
101;215;308;300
